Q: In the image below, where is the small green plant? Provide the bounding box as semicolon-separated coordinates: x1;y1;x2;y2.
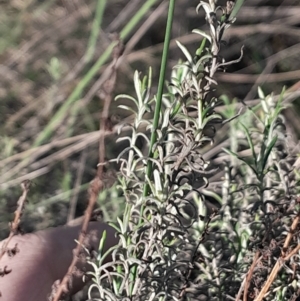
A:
86;1;252;300
85;1;300;300
1;1;300;300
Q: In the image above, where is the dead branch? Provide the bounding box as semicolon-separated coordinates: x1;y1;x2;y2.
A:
50;37;123;301
0;180;30;261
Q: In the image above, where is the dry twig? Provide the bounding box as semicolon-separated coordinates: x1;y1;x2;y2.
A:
0;180;30;261
254;202;300;301
50;38;123;301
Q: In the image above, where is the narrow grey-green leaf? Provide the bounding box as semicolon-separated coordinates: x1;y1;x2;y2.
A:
176;40;193;64
239;122;257;168
223;148;258;177
192;29;212;43
261;135;277;172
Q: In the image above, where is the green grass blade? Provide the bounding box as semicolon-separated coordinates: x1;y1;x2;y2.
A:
86;0;107;62
120;0;159;40
229;0;244;20
143;0;175;198
34;0;159;146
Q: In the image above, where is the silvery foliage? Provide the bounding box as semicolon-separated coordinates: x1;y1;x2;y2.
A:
193;88;294;300
221;89;300;301
87;1;245;300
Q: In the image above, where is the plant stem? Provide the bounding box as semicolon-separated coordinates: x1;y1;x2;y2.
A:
128;0;176;297
143;0;176;197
